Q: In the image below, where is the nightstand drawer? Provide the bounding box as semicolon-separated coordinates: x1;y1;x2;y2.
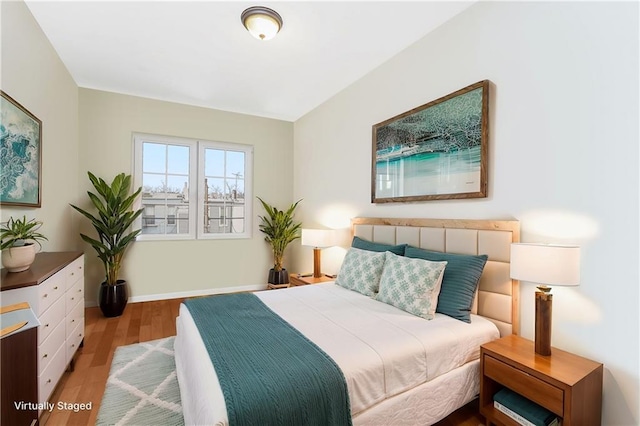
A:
484;355;564;416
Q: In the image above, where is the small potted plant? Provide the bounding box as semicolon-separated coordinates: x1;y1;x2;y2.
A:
71;172;143;317
1;216;48;272
257;197;302;284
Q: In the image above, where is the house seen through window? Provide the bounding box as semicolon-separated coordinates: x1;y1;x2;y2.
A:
133;133;253;240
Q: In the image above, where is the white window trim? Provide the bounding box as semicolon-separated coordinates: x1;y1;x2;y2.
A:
132;133;253;241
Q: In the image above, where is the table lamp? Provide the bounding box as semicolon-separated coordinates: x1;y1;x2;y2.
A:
510;243;580;356
301;229;337;278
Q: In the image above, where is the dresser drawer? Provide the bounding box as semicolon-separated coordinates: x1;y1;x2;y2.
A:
38;295;65;345
65;256;84;289
66;300;84;340
66;278;84;314
484;355;564;416
37;271;65;316
38;321;65;375
66;322;84;363
38;345;66;407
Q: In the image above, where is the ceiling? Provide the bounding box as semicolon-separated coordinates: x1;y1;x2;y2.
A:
25;1;474;122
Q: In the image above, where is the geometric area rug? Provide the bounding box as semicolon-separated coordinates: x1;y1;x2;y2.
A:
96;337;185;426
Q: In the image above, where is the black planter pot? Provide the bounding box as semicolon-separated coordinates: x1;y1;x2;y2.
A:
268;268;289;285
99;280;128;317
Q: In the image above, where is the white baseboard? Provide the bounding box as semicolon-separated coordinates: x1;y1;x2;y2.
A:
84;283;267;307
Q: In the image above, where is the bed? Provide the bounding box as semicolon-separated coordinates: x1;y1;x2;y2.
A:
175;217;520;425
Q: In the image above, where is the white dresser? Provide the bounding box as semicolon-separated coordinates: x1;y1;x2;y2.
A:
1;252;85;413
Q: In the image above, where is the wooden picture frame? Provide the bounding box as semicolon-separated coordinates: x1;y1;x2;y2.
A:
372;80;489;203
0;91;42;207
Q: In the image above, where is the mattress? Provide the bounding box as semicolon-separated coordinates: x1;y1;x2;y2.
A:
175;283;499;426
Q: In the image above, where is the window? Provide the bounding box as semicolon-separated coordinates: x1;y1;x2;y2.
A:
133;133;253;241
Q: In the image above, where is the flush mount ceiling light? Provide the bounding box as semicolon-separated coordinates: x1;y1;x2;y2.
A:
241;6;283;41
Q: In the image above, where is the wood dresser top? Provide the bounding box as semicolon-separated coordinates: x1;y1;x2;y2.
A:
1;252;83;291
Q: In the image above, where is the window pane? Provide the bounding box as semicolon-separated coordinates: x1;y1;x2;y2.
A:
206;177;226;200
226;151;245;178
141;202;160;234
143;172;165;194
227;179;244;200
205;148;224;177
140;142;190;236
141;197;190;235
202;146;248;236
167;145;189;175
166;175;187;195
230;205;245;233
203;201;245;234
143;143;166;173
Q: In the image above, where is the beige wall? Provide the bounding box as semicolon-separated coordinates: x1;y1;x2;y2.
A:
0;1;80;252
78;89;293;304
292;2;639;424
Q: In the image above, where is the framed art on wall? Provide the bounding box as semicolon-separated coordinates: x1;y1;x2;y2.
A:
0;91;42;207
372;80;489;203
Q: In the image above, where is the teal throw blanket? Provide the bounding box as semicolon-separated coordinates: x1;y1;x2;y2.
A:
184;294;352;426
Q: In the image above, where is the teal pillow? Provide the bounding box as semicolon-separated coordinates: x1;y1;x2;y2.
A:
336;247;386;297
351;236;407;256
404;246;488;323
376;251;447;320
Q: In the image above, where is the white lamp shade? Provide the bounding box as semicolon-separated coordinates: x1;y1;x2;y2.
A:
510;243;580;286
301;229;337;248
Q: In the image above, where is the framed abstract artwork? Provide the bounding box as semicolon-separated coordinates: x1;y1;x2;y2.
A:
1;91;42;207
372;80;489;203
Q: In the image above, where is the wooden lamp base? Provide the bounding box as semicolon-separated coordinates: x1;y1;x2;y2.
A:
313;247;322;278
535;286;552;356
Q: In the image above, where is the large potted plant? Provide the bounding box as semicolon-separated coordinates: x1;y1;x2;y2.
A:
257;197;302;285
0;216;48;272
71;172;143;317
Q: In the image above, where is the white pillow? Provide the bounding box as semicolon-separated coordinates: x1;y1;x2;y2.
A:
376;251;447;320
335;247;386;297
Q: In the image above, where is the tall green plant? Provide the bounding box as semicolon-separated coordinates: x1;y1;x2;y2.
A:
70;172;143;286
257;197;302;271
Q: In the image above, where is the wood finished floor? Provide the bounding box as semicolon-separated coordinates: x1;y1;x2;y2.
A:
42;298;485;426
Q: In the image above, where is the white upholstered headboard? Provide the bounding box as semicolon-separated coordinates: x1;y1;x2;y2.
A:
351;217;520;336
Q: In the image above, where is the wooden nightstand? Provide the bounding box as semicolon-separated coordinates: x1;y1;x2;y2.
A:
480;335;603;426
266;283;289;290
288;273;334;287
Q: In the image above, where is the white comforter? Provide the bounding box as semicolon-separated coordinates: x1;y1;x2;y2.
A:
175;283;499;426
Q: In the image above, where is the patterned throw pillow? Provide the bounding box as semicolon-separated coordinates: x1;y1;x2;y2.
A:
376;251;447;320
335;247;386;297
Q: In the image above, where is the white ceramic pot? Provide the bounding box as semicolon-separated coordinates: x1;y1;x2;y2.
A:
1;244;37;272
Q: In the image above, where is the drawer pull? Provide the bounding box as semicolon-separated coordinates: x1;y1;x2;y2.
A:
54;286;59;290
71;344;75;348
47;379;51;384
71;272;74;276
43;293;48;298
78;333;82;337
45;323;50;328
71;319;75;323
71;297;75;301
43;353;48;358
78;289;82;293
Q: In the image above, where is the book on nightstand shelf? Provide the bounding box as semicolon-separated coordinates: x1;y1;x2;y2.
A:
493;388;559;426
